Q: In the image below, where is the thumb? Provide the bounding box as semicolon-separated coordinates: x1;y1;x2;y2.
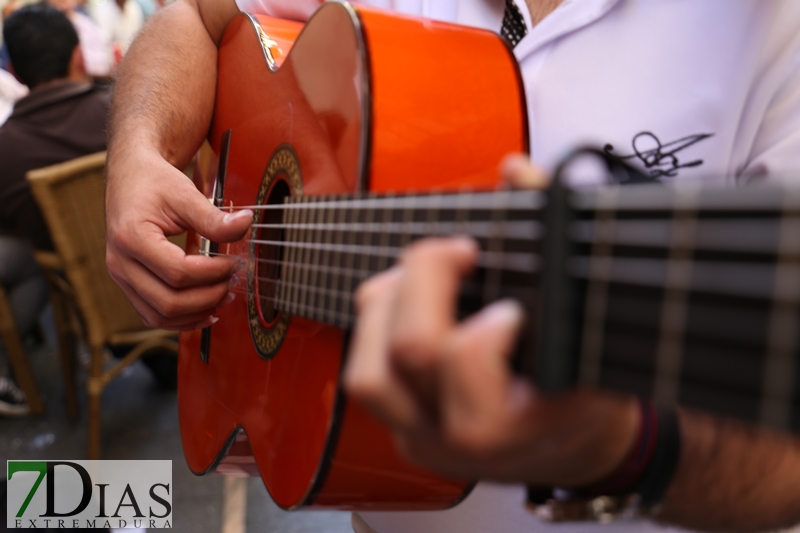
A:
500;154;549;190
172;183;254;243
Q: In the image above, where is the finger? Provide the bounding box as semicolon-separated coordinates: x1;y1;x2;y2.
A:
168;179;253;243
439;299;532;454
390;237;478;372
111;253;236;321
500;153;549;190
113;275;235;331
109;224;246;291
345;268;426;432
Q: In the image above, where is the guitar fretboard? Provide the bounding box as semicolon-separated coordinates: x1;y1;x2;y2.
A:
254;190;543;327
242;183;800;432
567;185;800;432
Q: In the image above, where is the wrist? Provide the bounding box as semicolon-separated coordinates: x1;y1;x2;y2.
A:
527;401;683;522
557;391;640;487
575;398;656;497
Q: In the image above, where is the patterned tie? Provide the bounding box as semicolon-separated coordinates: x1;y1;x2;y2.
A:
501;0;528;48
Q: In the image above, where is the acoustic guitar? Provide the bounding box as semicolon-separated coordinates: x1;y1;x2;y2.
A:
179;1;800;511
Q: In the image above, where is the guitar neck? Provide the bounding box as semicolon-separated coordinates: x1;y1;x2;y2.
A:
248;183;800;433
550;183;800;433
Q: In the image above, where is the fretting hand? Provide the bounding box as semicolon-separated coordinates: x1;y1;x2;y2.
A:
343;155;639;487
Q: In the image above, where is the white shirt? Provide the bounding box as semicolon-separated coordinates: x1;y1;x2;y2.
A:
230;0;800;532
90;0;145;52
70;10;113;77
0;68;27;125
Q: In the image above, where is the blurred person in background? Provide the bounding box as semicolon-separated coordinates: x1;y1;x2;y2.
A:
0;3;109;415
89;0;143;60
0;66;26;123
47;0;113;78
0;0;21;72
134;0;160;20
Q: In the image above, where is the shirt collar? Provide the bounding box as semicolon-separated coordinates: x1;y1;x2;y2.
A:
513;0;622;59
11;80;94;118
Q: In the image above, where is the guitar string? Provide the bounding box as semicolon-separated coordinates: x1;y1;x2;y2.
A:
225;286;355;325
214;190;542;212
240;239;538;273
249;220;540;239
211;242;538;275
226;275;534;322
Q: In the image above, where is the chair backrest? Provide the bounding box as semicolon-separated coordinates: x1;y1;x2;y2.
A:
27;152;146;347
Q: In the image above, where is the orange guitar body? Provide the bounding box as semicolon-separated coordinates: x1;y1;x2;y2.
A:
179;2;527;509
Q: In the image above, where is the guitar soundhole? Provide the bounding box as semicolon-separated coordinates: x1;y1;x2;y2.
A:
256;179;290;326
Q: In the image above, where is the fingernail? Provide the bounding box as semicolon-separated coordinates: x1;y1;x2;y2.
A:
219;292;236;308
508;379;535;413
500;153;530;175
223;209;254;224
196;315;220;330
482;299;525;328
451;236;479;255
228;275;240;289
230;260;247;275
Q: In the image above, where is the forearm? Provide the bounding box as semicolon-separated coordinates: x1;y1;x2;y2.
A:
659;409;800;532
108;0;219;169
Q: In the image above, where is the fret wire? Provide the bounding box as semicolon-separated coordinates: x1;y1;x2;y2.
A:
276;197;290;310
329;200;347;326
376;191;395;273
482;190;509;304
281;196;293;315
292;198;304;316
298;198;315;320
307;198;320;316
577;187;619;388
426;189;443;238
760;208;800;429
319;195;335;322
276;196;294;311
400;192;416;248
341;200;359;327
286;197;301;315
455;185;473;236
653;187;699;407
358;192;378;293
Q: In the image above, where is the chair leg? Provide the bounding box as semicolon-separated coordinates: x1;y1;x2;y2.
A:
1;328;44;415
0;287;43;415
51;290;78;419
87;345;104;459
87;387;102;459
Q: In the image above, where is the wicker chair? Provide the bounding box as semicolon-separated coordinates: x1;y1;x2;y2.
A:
27;152;178;459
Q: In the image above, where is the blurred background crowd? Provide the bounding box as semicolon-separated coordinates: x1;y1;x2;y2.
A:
1;0;163;122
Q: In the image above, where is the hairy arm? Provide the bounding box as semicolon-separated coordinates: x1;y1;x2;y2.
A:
660;410;800;532
105;0;249;330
